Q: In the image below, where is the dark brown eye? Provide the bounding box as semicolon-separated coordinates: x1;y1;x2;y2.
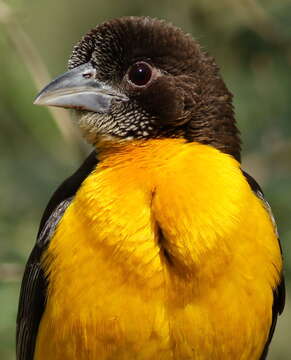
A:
128;62;152;86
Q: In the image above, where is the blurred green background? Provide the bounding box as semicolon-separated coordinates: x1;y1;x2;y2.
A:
0;0;290;359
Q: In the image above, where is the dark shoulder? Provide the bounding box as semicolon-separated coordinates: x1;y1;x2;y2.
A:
242;170;264;196
38;150;98;236
242;170;285;359
16;150;98;360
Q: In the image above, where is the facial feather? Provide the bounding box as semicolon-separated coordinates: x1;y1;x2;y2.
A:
67;17;240;160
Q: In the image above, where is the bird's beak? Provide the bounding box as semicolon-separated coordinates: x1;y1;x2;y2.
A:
34;62;128;113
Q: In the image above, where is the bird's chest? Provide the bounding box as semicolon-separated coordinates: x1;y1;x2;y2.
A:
35;141;276;360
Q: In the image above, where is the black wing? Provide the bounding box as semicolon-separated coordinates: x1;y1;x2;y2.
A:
16;150;98;360
243;171;285;360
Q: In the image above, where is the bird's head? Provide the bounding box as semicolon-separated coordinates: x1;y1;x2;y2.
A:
35;16;241;160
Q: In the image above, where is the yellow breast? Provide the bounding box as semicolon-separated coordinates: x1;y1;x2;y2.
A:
35;139;282;360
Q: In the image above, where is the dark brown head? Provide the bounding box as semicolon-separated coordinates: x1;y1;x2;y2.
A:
34;16;241;161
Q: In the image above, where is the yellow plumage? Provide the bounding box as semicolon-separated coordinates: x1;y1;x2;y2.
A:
35;139;282;360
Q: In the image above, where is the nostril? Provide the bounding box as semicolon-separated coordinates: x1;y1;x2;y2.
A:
82;71;93;79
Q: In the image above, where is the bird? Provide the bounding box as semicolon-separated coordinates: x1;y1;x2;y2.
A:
16;16;285;360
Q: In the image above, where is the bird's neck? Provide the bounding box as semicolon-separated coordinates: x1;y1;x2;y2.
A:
185;113;241;162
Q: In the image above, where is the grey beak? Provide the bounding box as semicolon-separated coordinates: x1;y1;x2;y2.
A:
34;62;128;113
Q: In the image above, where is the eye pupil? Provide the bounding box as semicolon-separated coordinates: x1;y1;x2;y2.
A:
128;62;152;86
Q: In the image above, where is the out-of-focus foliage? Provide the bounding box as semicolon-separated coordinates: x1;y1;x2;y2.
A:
0;0;290;359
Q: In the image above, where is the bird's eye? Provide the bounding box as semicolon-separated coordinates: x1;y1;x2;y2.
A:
128;62;152;87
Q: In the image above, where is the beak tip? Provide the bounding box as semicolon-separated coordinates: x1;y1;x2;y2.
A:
33;93;43;106
33;93;49;106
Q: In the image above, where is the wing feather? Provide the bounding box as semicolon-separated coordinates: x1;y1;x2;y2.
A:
16;151;98;360
243;171;285;360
